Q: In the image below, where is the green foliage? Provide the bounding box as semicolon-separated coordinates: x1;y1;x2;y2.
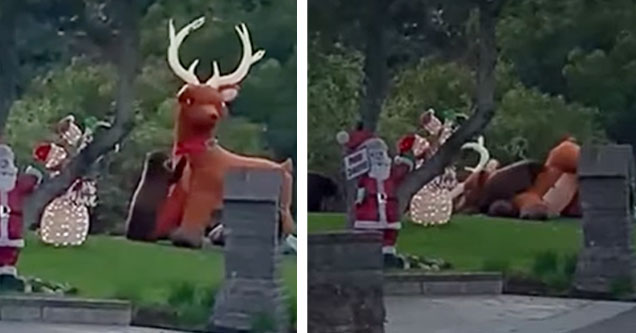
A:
380;59;474;149
112;285;144;303
22;276;78;295
167;282;197;308
531;251;559;279
487;85;603;163
251;312;277;333
376;59;602;165
19;231;297;325
610;277;634;299
543;273;570;292
309;213;587;273
165;282;216;327
6;59;116;166
529;251;580;292
307;49;363;177
562;253;578;280
481;258;511;274
498;0;636;150
139;0;297;160
288;298;297;331
6;0;296;233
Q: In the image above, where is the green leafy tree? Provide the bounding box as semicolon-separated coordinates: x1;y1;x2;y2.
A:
498;0;636;150
308;49;363;178
379;59;603;165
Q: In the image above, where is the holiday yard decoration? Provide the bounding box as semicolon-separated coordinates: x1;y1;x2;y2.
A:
0;144;41;291
33;115;111;247
337;125;414;268
338;110;503;268
455;136;582;219
126;17;296;249
406;110;492;226
125;151;186;241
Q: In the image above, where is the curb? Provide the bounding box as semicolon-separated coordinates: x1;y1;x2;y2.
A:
384;272;503;296
0;295;132;326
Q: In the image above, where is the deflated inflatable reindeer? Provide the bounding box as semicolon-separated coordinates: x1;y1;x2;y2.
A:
127;17;295;248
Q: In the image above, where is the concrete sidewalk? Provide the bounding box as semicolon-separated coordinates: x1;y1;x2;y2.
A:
0;322;185;333
386;295;636;333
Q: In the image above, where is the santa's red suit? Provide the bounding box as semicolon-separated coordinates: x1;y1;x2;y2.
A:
0;143;40;278
0;174;39;275
337;129;413;255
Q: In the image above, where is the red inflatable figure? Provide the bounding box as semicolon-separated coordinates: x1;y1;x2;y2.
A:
337;126;414;268
0;144;41;290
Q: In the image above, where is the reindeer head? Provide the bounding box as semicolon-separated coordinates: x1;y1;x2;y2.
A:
167;17;265;136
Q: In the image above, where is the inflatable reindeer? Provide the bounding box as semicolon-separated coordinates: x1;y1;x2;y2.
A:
127;17;295;249
454;137;581;219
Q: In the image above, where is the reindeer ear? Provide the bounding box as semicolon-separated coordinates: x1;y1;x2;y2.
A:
220;87;239;102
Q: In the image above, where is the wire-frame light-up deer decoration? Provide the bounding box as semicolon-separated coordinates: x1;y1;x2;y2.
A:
408;110;493;226
137;17;296;248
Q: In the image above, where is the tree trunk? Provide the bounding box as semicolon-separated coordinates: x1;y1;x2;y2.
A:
344;0;391;228
0;3;20;136
342;148;356;229
24;0;139;229
358;0;390;133
396;1;500;214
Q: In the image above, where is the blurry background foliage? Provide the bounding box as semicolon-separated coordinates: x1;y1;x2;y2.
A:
308;0;620;180
5;0;297;233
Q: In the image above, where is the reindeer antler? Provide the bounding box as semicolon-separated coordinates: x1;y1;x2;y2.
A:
461;136;490;173
206;23;265;88
167;17;265;88
168;17;206;85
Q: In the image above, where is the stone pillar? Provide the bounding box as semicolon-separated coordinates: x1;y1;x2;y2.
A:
574;144;636;294
209;169;288;333
309;231;385;333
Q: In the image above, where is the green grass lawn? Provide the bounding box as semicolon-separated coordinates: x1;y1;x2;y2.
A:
18;233;297;305
309;213;636;273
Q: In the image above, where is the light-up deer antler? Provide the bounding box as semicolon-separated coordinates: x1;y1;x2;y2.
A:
168;17;206;85
449;137;491;200
206;23;265;88
168;18;265;88
461;136;490;173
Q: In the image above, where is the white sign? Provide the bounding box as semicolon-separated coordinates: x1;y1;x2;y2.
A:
344;149;370;180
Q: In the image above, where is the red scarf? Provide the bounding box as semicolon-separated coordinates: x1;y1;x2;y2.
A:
174;136;210;156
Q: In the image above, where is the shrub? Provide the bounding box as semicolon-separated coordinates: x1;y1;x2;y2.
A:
167;282;197;308
531;251;559;278
562;253;578;280
251;312;277;333
165;282;217;327
610;277;634;298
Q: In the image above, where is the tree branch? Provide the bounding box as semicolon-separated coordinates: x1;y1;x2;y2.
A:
396;0;500;214
23;0;139;228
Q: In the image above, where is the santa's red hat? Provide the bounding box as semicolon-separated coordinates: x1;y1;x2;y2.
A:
336;129;387;152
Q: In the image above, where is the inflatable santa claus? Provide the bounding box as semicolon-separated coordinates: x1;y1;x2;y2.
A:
337;125;414;268
0;144;41;290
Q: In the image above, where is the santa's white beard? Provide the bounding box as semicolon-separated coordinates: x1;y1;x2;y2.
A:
369;164;390;180
0;174;16;192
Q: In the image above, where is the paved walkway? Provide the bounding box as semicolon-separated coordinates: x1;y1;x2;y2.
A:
386;295;636;333
0;322;184;333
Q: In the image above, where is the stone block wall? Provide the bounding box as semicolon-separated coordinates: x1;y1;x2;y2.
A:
210;169;289;333
309;231;384;333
